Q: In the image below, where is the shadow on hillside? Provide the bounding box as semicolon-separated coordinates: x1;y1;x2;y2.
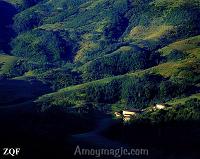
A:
0;79;51;107
0;0;17;53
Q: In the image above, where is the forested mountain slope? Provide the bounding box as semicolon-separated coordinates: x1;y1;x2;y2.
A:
1;0;200;112
1;1;200;159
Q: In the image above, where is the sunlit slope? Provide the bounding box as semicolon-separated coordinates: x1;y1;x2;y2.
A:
0;54;18;75
12;0;200;63
8;0;200;110
37;32;200;110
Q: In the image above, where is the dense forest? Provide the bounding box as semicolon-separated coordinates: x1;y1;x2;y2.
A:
0;0;200;158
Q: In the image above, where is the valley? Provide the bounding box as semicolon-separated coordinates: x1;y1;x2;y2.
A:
0;0;200;158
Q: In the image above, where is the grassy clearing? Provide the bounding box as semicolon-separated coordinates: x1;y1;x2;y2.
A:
151;0;200;9
149;61;184;78
37;23;64;31
166;93;200;106
75;41;100;62
0;54;18;74
125;25;175;42
159;35;200;56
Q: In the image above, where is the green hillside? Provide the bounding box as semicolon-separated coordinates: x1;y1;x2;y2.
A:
1;1;200;158
2;0;200;116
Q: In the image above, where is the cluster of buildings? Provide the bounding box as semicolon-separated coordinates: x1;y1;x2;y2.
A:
114;104;167;122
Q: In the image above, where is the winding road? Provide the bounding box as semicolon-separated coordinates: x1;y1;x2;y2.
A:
69;117;138;159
